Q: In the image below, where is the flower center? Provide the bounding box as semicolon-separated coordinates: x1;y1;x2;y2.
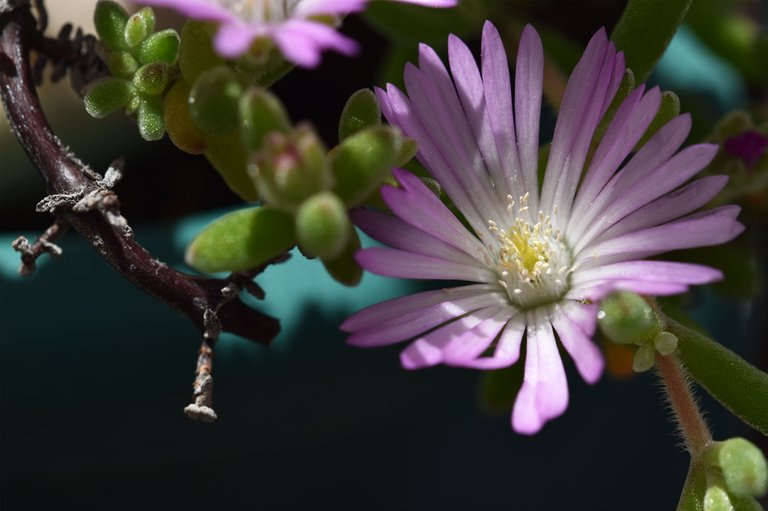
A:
221;0;301;23
488;194;573;309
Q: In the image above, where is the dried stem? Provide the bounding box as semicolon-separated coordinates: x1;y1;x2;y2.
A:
184;340;217;422
11;220;68;276
655;352;713;457
0;4;281;344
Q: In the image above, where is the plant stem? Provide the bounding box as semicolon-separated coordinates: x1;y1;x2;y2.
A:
656;351;713;457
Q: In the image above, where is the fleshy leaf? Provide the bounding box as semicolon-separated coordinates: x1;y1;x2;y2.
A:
322;227;363;286
164;80;208;154
124;7;155;48
137;95;165;141
137;29;180;65
666;317;768;436
338;89;381;142
205;130;259;201
329;126;401;207
107;51;139;79
636;91;680;149
186;206;296;273
133;62;171;96
189;66;242;136
295;192;351;260
179;21;224;84
239;88;291;152
84;77;133;118
94;0;129;52
611;0;693;83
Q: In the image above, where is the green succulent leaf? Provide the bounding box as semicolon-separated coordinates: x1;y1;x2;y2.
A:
611;0;693;83
205;130;259;202
137;29;180;65
179;21;224;84
666;317;768;436
94;0;129;52
186;206;296;273
84;77;134;118
124;7;156;48
239;87;291;152
133;62;171;96
137;95;166;141
107;51;139;79
338;89;381;142
295;192;351;260
329;126;401;207
190;65;243;136
322;227;363;286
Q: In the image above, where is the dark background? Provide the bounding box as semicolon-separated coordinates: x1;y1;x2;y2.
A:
2;1;766;509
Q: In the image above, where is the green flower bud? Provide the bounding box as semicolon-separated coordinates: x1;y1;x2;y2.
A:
239;87;291;152
704;485;733;511
179;21;224;84
133;62;171;96
708;438;768;498
329;126;401;207
338;88;381;142
186;206;296;273
632;341;656;373
598;291;659;345
124;7;155;48
322;226;363;286
653;331;678;356
137;29;180;65
252;126;329;210
189;65;242;135
84;77;133;118
94;0;129;52
137;95;165;141
164;80;208;154
295;192;351;260
107;51;138;79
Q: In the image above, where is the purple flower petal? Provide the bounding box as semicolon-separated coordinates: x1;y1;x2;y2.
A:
514;25;544;213
342;284;499;331
356;247;496;282
271;19;358;68
552;307;604;384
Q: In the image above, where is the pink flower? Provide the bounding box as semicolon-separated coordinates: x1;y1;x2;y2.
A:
132;0;458;68
342;22;744;434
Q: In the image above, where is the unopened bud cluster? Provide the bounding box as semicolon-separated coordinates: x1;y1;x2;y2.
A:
598;291;679;372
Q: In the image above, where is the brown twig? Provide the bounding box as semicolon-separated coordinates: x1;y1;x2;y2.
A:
184;340;217;422
0;5;281;345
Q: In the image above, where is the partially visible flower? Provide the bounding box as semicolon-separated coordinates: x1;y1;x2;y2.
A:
133;0;457;67
342;22;744;434
723;130;768;170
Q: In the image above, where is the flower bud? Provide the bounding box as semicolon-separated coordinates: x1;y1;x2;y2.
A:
653;331;678;356
598;291;659;345
707;438;768;498
252;125;329;210
632;342;656;373
295;192;351;260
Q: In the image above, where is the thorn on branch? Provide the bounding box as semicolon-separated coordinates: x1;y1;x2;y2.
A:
11;220;68;276
184;340;217;423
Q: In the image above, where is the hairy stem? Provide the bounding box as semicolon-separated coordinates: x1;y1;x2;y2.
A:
656;352;713;457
